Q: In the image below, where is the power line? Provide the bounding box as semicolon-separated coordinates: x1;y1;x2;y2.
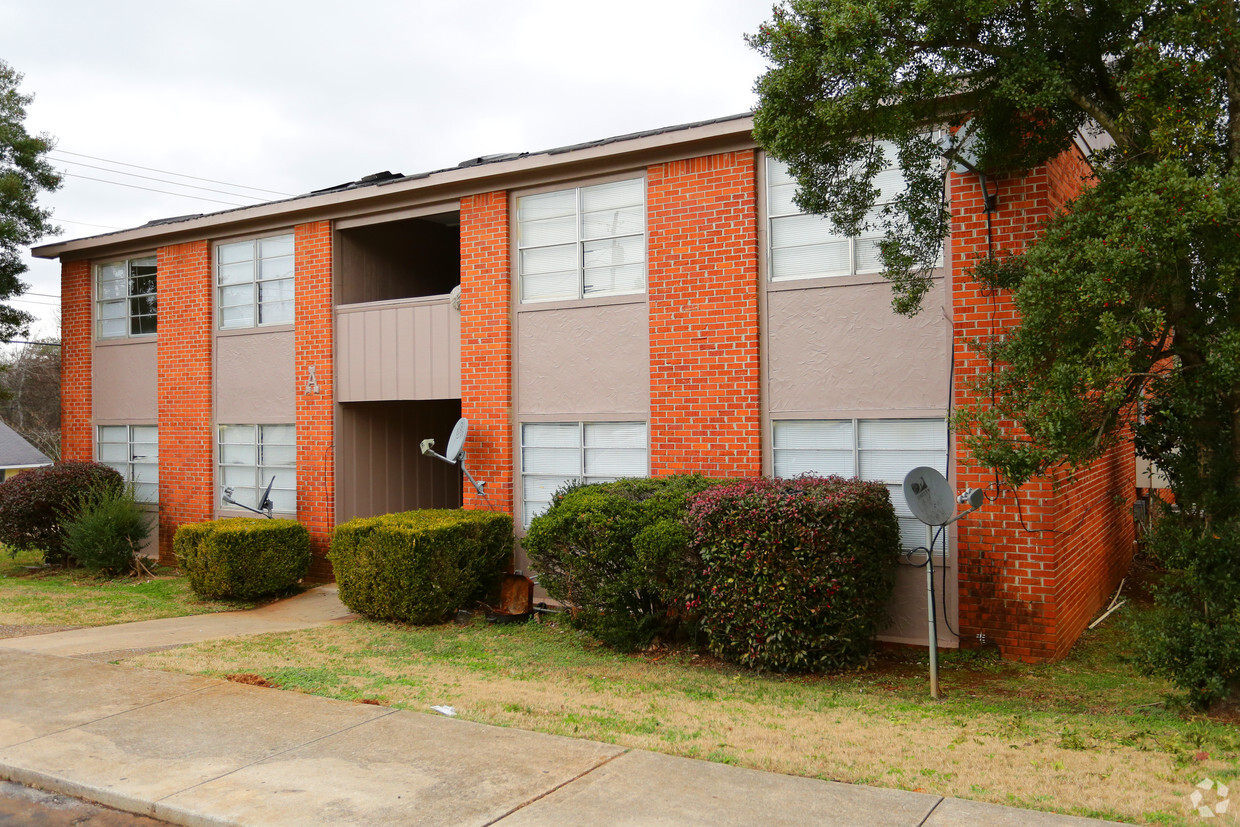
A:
60;172;249;207
50;149;293;197
53;218;125;231
21;293;60;299
54;158;268;201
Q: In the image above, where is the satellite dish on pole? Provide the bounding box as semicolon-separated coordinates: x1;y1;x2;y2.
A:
903;466;956;526
445;418;468;463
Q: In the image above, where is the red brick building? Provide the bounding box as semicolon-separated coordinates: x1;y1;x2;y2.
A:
34;114;1135;660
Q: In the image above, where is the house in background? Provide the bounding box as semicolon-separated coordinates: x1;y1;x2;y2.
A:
34;113;1135;662
0;420;52;480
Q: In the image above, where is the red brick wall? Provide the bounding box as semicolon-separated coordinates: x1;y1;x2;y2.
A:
61;260;92;462
156;241;214;563
295;221;335;579
647;151;761;477
459;191;513;513
951;148;1134;661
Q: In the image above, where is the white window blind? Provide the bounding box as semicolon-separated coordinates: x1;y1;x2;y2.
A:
98;425;159;503
517;179;645;303
218;424;296;513
767;146;906;282
773;418;947;550
217;234;294;329
520;421;648;527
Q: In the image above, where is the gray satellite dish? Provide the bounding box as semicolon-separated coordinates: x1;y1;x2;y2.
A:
445;418;468;463
902;466;956;526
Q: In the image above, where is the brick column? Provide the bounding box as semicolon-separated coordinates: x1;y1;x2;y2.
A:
459;191;513;513
295;220;335;578
60;260;92;461
647;150;761;478
156;241;214;563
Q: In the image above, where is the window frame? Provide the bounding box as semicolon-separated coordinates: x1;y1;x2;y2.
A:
519;420;649;528
515;177;647;305
95;255;157;340
771;417;949;554
96;424;159;503
215;233;295;331
216;423;297;515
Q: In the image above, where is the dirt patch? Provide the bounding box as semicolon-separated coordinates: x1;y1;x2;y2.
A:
225;673;277;688
0;624;84;640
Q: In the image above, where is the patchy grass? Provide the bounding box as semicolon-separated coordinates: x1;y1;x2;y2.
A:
0;547;254;632
129;605;1238;825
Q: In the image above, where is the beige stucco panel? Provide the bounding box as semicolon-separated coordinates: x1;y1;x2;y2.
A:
767;278;949;414
215;331;295;422
517;302;649;416
93;342;157;421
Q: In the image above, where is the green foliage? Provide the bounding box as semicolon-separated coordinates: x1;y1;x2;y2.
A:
329;509;513;624
175;518;310;600
751;0;1240;705
0;461;123;564
1134;512;1240;710
524;475;720;651
0;59;62;340
61;485;151;574
686;476;900;672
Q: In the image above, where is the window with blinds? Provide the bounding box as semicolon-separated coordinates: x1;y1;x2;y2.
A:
96;257;157;339
97;425;158;503
767;147;907;282
218;424;297;514
520;421;648;527
517;179;645;303
217;234;295;329
772;418;948;551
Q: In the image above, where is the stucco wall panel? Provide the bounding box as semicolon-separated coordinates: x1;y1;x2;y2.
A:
767;278;949;415
517;303;648;416
93;342;157;422
215;331;295;422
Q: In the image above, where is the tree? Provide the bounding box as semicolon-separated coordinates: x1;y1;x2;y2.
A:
0;59;60;341
749;0;1240;706
0;336;60;460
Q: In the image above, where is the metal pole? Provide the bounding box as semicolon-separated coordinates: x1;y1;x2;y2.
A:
927;523;940;699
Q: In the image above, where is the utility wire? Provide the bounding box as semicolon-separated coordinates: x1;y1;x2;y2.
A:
50;149;293;197
59;173;249;207
53;218;125;231
54;158;268;201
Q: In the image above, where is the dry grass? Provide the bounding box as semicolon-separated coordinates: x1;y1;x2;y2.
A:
129;615;1239;824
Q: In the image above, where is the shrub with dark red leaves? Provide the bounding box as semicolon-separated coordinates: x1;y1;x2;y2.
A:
686;475;901;673
0;461;124;564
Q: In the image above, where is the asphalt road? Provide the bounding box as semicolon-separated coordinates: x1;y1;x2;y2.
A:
0;780;168;825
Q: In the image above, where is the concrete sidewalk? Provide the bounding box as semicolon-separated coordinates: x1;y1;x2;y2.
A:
0;596;1119;826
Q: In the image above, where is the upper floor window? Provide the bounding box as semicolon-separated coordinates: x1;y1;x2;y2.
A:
217;234;294;329
96;256;156;339
97;424;158;503
767;148;906;282
517;179;645;303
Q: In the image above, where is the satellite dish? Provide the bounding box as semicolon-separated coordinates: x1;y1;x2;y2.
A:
445;418;469;463
258;475;276;515
902;466;955;526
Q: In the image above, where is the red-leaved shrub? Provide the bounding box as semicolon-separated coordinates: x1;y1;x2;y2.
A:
0;461;123;563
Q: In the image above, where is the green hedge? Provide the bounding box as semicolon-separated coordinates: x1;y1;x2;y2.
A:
686;476;901;673
174;518;310;599
0;461;124;564
524;475;720;651
329;509;513;624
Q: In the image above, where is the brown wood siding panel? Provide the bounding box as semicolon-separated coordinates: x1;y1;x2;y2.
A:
336;297;461;402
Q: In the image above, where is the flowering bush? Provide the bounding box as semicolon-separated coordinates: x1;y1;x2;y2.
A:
687;476;900;672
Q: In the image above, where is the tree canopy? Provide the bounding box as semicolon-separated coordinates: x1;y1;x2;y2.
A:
0;59;60;341
749;0;1240;706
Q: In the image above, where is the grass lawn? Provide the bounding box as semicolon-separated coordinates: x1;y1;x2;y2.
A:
128;600;1239;825
0;548;253;632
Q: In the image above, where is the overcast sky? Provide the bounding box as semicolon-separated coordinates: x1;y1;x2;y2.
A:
3;0;773;340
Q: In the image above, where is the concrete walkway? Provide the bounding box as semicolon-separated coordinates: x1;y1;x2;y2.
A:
0;595;1120;826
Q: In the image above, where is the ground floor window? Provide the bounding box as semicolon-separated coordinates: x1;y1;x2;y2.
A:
520;421;647;527
97;425;158;503
772;418;947;551
218;424;296;514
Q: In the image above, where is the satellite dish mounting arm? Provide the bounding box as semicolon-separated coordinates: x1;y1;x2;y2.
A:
420;417;486;496
222;475;276;518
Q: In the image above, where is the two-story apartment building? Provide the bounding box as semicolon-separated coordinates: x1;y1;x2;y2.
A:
34;114;1135;662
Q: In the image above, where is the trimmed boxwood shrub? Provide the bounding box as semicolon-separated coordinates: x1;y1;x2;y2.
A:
329;509;513;624
0;461;124;564
524;475;721;651
687;475;901;673
175;518;310;599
